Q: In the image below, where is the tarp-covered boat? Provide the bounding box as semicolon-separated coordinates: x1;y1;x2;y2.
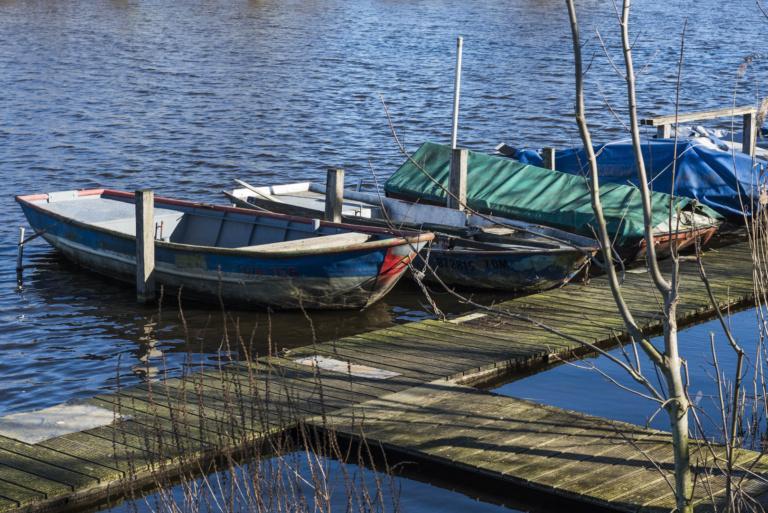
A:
16;189;433;309
227;182;598;292
509;138;765;220
385;142;722;261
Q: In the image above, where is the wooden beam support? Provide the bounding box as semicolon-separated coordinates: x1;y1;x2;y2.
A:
135;189;155;304
640;105;756;127
324;168;344;223
542;147;556;170
448;148;468;211
743;111;756;157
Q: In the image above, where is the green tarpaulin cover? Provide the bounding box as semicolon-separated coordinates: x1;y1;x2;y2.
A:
385;142;722;247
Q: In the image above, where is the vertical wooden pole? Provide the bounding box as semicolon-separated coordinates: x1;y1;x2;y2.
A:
448;148;468;211
657;124;671;139
743;111;756;157
324;168;344;223
542;147;556;170
450;36;463;150
16;227;25;272
135;189;155;303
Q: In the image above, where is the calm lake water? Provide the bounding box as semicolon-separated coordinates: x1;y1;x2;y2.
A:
497;309;763;441
2;0;767;511
107;454;530;513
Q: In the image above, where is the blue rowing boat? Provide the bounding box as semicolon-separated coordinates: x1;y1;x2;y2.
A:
16;189;433;309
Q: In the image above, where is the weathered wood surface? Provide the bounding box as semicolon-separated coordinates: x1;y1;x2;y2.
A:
324;167;344;223
640;105;757;155
324;383;768;513
134;189;155;304
288;244;755;386
448;147;468;210
0;241;758;513
640;105;756;126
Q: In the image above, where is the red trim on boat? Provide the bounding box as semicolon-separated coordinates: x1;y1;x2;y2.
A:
16;189;106;202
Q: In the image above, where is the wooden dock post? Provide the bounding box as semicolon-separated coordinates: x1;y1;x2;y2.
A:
542;147;556;170
135;189;155;303
16;227;25;272
448;148;468;211
325;168;344;223
743;111;756;157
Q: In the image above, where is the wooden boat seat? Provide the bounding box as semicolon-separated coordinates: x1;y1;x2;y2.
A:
237;231;372;253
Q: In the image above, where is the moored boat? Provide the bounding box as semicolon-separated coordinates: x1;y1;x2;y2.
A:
227;182;599;292
16;189;433;310
385;142;722;262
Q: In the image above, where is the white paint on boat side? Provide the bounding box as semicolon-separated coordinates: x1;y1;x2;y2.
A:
449;312;487;324
47;190;80;202
0;403;125;444
293;356;401;379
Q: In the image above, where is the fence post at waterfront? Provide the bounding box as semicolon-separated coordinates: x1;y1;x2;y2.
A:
135;189;155;303
743;111;756;156
325;168;344;223
448;148;468;211
542;147;556;170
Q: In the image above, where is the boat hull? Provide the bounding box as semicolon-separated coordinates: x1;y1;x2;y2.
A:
634;225;719;261
420;247;590;291
18;193;428;310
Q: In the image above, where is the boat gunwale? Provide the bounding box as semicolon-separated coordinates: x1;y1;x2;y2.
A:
16;189;435;258
429;245;594;257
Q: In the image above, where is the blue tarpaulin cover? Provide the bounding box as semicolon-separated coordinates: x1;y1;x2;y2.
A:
511;138;765;220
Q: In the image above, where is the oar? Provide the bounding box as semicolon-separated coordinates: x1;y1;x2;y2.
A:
234;178;285;203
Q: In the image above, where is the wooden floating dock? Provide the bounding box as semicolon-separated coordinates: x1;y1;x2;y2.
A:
0;241;759;513
325;382;768;512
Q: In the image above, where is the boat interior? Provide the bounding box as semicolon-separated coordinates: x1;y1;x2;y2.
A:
28;190;391;252
230;183;596;252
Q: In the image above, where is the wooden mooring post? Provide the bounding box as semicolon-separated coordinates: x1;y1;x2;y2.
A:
743;110;756;157
448;148;468;210
542;147;556;170
324;168;344;223
135;189;155;303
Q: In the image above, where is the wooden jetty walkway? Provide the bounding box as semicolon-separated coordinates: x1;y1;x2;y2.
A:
326;382;768;512
0;241;760;513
